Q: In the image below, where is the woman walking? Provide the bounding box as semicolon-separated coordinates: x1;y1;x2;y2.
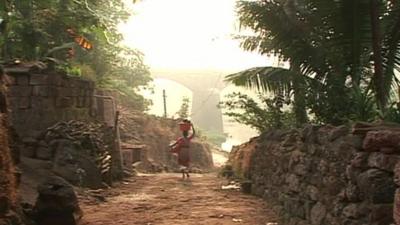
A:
170;120;195;179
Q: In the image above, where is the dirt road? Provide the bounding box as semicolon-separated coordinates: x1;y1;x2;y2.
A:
81;173;277;225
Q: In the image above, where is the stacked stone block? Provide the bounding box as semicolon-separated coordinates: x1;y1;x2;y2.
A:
6;70;94;138
231;125;400;225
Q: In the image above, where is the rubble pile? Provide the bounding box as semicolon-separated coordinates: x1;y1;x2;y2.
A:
118;107;214;172
21;120;115;188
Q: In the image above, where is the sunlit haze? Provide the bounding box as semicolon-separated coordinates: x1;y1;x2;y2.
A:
120;0;269;150
120;0;271;72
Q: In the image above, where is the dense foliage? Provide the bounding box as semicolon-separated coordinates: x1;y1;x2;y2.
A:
219;92;295;132
225;0;400;128
0;0;151;110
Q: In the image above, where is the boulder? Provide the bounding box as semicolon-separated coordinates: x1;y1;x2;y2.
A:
368;152;400;172
33;176;82;225
363;131;400;152
189;141;213;169
52;139;102;188
357;169;396;204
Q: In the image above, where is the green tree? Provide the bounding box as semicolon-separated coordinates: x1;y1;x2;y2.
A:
0;0;152;111
231;0;400;125
176;97;190;119
219;92;295;132
226;65;309;127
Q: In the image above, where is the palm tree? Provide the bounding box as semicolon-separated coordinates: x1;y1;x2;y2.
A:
225;65;309;126
230;0;400;125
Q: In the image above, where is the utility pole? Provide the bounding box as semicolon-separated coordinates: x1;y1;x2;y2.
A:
163;89;167;118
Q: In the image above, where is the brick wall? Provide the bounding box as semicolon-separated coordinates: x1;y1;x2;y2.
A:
5;67;95;138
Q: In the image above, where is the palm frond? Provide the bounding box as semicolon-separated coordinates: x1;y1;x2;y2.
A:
225;66;296;95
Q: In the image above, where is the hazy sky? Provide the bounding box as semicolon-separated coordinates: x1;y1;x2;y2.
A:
120;0;272;72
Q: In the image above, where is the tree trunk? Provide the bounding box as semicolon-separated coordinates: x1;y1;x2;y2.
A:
370;0;385;114
291;64;308;126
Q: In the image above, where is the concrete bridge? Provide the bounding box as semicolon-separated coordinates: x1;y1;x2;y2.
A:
153;70;228;133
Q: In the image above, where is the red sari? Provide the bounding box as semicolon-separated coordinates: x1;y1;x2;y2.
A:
170;136;193;167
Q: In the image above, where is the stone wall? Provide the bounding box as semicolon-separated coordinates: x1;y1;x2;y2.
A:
0;114;19;225
230;124;400;225
5;66;94;138
0;66;21;224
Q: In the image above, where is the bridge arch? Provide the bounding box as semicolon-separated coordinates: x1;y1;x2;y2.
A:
142;78;193;118
151;72;226;133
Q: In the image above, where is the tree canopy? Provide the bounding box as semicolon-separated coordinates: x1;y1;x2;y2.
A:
0;0;151;110
224;0;400;127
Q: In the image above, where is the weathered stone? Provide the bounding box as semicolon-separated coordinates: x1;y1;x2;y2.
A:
369;204;393;225
286;174;301;193
282;132;299;147
293;163;308;176
32;86;49;97
344;183;362;203
58;87;73;97
348;135;364;150
318;160;329;174
323;176;343;196
30;74;48;85
346;165;362;183
16;97;30;109
332;201;346;217
306;185;319;201
325;213;341;225
76;97;85;108
363;130;400;152
342;203;368;219
301;125;318;143
297;220;309;225
394;189;400;225
351;152;369;169
329;125;349;142
31;97;54;109
71;88;79;97
310;202;326;225
357;169;396;204
368;152;400;172
394;162;400;186
380;147;396;154
55;97;73;108
282;196;307;219
22;137;38;146
52;140;103;188
8;86;32;97
33;176;82;225
36;147;52;160
16;75;29;85
0;196;10;214
289;150;309;176
228;125;400;225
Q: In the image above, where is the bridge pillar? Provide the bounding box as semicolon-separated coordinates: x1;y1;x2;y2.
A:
191;90;223;133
